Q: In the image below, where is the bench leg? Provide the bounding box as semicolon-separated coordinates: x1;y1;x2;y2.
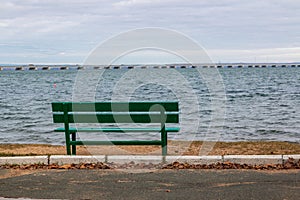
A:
65;131;71;155
161;130;167;156
71;132;77;155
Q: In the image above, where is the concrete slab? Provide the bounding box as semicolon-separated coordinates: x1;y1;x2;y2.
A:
283;155;300;161
1;154;299;166
166;155;223;164
0;156;48;165
223;155;283;165
107;155;163;164
49;155;105;165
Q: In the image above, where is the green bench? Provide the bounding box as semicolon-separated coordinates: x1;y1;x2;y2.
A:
51;102;180;155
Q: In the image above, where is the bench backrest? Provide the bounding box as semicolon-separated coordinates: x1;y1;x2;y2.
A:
52;102;179;124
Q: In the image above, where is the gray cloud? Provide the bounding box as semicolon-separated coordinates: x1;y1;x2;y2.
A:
0;0;300;63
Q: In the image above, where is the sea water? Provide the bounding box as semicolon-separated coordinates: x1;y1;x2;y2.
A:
0;68;299;144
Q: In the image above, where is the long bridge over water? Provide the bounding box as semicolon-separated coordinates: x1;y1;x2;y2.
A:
1;63;300;71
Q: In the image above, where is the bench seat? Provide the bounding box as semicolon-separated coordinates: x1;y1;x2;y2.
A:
54;127;180;133
69;140;163;146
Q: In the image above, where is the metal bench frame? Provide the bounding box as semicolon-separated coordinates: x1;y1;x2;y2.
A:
52;102;180;155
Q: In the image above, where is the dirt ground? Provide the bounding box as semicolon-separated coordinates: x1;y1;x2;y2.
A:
0;141;299;156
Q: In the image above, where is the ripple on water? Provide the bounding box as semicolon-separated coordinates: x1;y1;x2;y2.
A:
0;68;299;144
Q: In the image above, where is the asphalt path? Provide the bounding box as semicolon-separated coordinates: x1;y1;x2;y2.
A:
0;169;299;200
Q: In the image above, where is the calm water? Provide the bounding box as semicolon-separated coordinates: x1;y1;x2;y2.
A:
0;68;299;144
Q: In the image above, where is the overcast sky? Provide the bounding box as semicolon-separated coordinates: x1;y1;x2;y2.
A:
1;0;300;64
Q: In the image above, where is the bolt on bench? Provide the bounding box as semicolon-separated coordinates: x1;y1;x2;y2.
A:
51;102;180;155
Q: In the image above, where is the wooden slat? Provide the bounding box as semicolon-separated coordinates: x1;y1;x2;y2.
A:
70;140;162;146
51;102;62;112
52;102;179;112
53;113;179;123
54;127;180;132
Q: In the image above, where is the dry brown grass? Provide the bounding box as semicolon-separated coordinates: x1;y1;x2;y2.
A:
0;141;299;156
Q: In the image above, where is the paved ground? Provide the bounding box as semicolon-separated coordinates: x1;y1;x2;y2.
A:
0;169;299;200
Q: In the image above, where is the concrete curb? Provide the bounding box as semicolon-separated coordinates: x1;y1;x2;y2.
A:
0;156;48;165
223;155;283;165
283;155;300;160
50;155;106;165
166;156;223;164
0;155;299;165
107;155;163;164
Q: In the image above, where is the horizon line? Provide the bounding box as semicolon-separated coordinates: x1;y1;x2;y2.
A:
1;61;300;66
